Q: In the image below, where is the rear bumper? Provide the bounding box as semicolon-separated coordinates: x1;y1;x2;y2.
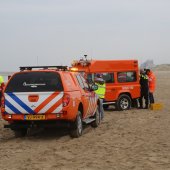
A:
4;120;71;130
2;112;74;121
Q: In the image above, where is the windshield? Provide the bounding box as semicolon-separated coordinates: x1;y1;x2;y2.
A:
5;72;63;92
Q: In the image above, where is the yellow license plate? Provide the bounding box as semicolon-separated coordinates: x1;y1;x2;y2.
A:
25;115;45;120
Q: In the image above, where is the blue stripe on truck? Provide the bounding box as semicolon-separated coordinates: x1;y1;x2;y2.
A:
5;99;21;114
7;93;35;114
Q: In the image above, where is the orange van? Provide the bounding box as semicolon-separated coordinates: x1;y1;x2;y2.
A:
1;66;100;138
71;58;140;110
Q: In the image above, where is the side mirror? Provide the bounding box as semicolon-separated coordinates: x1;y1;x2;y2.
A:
91;84;98;91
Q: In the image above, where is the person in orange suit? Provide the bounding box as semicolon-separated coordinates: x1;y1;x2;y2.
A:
145;69;156;104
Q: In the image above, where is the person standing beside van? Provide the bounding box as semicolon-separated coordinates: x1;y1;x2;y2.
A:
94;74;106;120
139;69;149;109
145;69;156;104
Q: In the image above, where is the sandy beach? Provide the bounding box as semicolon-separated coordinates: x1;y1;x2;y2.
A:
0;70;170;170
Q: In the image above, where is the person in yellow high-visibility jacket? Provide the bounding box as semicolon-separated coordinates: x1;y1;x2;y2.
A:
0;75;4;85
94;74;106;120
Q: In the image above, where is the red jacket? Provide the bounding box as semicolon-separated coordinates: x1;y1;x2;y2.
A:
147;71;156;93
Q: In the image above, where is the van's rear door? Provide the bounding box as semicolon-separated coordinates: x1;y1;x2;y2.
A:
4;71;64;114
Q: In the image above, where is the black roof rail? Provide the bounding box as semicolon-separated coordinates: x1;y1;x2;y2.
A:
19;66;68;71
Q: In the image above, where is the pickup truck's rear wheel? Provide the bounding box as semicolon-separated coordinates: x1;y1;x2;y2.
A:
91;106;100;128
116;94;131;111
13;129;27;137
70;111;83;138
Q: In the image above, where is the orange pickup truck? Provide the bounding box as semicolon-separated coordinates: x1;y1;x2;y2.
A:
1;66;100;138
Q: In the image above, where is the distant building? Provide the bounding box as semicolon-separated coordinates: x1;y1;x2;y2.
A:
140;59;155;69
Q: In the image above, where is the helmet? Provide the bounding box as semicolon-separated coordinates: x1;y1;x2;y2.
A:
96;73;102;78
95;77;103;82
95;77;104;84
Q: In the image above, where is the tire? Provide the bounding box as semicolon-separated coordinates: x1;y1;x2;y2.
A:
70;111;83;138
91;106;100;128
116;94;131;111
13;129;27;137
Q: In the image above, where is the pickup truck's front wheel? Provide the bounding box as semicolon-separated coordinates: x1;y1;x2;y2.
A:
70;111;83;138
91;106;100;128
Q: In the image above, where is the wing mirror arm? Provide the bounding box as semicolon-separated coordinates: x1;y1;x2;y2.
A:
90;84;98;91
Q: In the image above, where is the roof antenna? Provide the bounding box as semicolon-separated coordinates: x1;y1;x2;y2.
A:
84;55;87;61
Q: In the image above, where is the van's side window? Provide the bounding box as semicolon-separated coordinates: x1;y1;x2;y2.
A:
102;73;114;83
88;73;114;83
94;73;114;83
117;71;137;82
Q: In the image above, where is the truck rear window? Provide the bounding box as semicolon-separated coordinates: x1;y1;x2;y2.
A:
5;72;63;92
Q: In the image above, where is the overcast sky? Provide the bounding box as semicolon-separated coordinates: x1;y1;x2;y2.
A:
0;0;170;71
